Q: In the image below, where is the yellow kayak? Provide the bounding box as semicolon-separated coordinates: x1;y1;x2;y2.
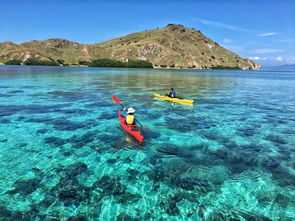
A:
153;93;194;105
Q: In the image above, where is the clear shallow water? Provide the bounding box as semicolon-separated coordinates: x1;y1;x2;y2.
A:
0;65;294;220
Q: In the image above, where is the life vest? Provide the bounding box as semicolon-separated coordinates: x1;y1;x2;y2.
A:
126;114;135;125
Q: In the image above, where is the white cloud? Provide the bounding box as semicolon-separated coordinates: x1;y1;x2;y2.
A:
259;32;277;37
191;18;254;32
250;49;284;54
276;56;283;61
223;39;233;43
249;56;261;60
249;56;268;61
293;57;295;61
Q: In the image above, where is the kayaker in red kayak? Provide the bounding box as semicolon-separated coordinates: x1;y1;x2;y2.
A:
112;95;149;143
122;107;136;125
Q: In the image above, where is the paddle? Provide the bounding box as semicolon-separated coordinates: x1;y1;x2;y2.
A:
112;95;150;130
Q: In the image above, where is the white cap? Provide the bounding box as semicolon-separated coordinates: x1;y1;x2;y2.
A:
127;107;135;114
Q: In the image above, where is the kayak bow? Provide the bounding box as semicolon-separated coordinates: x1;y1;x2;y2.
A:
153;93;194;105
119;109;144;143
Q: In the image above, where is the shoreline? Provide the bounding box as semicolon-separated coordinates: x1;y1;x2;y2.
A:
0;63;259;70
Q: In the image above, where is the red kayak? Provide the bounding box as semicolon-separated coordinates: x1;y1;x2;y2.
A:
118;109;144;143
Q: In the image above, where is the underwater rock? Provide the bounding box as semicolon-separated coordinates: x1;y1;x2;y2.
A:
47;90;89;103
144;130;161;139
9;90;24;94
0;206;12;217
156;144;191;159
117;192;141;204
148;153;163;165
274;193;292;207
89;143;109;154
97;133;121;144
171;176;211;191
164;119;192;132
63;162;88;177
277;149;291;161
164;158;192;176
146;166;166;182
240;144;262;154
237;211;272;221
213;146;259;174
40;195;56;207
24;104;68;115
59;186;80;199
0;205;45;220
44;136;68;147
26;117;52;123
116;214;141;221
52;118;94;131
63;151;72;156
0;93;12;97
143;112;162;121
40;162;92;208
0;119;11;124
107;158;117;164
261;157;295;187
57;182;91;207
17;116;26;121
202;131;229;142
93;175;140;204
55;108;89;115
27;116;94;132
6;177;42;196
67;215;88;221
18;142;28;148
166;200;179;216
69;131;98;148
36;128;49;134
157;193;186;216
95;175;126;196
0;105;23;116
127;168;140;177
266;134;288;145
47;90;77;96
238;127;256;137
98;111;116;120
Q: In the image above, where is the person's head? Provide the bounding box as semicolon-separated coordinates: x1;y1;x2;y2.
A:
171;88;174;91
127;107;135;114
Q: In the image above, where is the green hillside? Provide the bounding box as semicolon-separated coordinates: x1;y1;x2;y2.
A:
0;24;260;69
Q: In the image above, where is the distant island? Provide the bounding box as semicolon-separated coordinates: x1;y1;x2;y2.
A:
262;64;295;71
0;24;260;70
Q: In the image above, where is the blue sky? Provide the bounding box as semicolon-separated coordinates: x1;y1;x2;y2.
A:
1;0;294;66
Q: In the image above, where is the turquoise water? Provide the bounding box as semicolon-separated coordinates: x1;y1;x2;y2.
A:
0;66;294;220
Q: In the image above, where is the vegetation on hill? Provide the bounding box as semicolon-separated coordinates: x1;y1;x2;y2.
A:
0;25;260;69
5;59;22;65
88;59;153;68
23;58;59;66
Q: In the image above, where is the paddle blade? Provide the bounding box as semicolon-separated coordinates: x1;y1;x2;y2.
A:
112;95;121;104
142;126;151;131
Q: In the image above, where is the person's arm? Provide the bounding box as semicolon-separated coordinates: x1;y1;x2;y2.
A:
122;108;127;117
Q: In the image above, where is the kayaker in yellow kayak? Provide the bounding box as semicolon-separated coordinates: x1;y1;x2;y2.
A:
165;88;177;98
122;107;136;125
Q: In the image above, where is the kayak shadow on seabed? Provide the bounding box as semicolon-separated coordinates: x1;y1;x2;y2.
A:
112;123;159;150
112;128;144;150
